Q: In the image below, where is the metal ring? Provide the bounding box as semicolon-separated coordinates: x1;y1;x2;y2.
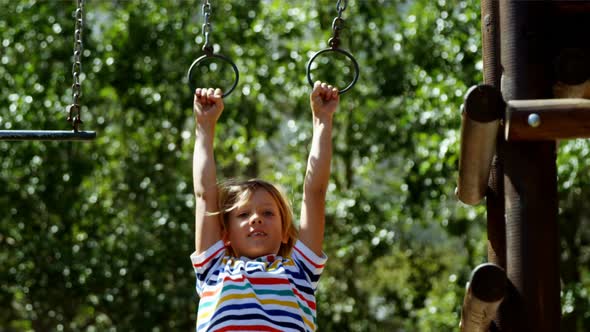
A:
187;53;239;98
306;47;359;94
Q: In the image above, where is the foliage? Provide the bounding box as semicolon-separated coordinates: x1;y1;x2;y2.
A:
0;0;588;331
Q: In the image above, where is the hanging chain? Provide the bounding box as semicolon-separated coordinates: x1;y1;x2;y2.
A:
68;0;85;132
329;0;348;49
201;0;213;54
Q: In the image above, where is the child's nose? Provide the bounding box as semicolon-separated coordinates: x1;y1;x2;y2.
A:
249;213;263;225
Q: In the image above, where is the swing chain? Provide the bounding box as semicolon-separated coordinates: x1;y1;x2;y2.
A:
68;0;85;132
329;0;348;49
201;0;213;54
336;0;348;12
188;0;239;97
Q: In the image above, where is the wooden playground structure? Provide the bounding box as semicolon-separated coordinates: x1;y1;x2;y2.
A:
457;1;590;331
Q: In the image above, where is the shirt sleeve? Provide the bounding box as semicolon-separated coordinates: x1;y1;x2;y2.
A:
291;240;328;291
190;240;226;296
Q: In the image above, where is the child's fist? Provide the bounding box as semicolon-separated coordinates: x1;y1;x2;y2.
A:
194;88;224;126
310;81;339;119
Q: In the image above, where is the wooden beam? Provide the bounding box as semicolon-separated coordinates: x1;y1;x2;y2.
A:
457;85;502;205
553;1;590;14
505;98;590;141
460;263;506;332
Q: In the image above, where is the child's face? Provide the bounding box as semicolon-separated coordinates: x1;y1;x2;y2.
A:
224;188;288;259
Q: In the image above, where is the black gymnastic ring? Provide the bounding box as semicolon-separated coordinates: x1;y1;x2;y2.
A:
187;53;239;98
306;47;359;95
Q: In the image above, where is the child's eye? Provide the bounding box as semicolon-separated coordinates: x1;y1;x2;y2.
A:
237;212;249;218
263;211;275;217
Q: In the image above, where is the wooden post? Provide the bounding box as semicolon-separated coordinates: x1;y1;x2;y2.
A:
480;0;507;329
499;1;561;331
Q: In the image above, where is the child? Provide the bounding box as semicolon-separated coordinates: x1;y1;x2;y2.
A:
190;81;339;331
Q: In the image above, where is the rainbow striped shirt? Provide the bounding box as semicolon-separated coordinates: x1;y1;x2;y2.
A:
191;240;327;332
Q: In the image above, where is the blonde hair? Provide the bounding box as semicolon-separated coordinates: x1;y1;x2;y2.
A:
217;179;298;257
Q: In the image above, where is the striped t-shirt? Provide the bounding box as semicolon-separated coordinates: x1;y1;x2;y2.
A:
191;240;327;332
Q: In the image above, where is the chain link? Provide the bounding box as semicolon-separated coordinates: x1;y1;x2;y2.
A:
329;0;347;48
68;0;85;131
307;0;358;94
336;0;348;12
201;0;213;54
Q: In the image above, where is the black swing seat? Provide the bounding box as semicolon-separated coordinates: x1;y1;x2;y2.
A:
0;130;96;141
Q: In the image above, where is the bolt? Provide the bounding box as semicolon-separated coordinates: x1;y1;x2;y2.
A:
528;113;541;128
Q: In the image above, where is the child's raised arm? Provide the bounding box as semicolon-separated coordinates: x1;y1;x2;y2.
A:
193;88;224;254
299;81;339;256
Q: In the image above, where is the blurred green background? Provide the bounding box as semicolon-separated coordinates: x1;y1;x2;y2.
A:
1;0;589;331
